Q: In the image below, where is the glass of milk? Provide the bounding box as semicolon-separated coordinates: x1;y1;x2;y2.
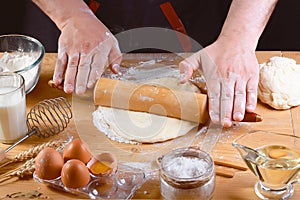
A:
0;72;27;143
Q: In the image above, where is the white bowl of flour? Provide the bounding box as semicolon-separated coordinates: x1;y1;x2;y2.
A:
0;34;45;94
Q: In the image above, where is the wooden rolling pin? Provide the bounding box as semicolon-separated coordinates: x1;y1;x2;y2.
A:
93;78;209;124
49;78;262;123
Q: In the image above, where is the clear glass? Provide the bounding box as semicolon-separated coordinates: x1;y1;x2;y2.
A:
0;34;45;94
232;130;300;200
158;147;215;200
33;163;146;199
0;72;27;143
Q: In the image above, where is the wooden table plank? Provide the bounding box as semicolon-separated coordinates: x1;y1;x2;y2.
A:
279;51;300;137
0;52;300;200
282;51;300;62
291;106;300;137
256;51;282;63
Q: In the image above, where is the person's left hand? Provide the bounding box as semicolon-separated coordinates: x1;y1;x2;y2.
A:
53;12;122;95
179;37;259;128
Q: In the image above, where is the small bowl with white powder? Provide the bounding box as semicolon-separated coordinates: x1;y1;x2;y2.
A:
158;147;215;199
0;34;45;94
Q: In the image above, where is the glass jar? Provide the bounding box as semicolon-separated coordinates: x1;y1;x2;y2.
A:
158;147;215;200
0;72;27;143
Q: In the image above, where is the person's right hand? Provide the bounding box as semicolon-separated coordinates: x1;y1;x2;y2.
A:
179;37;259;128
52;11;122;95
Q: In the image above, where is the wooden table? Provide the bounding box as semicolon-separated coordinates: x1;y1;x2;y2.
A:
0;52;300;199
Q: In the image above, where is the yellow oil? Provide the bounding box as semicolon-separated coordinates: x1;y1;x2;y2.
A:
243;145;300;188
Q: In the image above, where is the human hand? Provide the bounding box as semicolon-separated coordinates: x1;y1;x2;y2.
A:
52;11;122;95
179;38;259;127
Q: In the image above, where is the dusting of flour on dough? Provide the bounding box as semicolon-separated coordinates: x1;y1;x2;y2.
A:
92;108;139;145
93;62;200;144
93;81;199;144
139;95;154;102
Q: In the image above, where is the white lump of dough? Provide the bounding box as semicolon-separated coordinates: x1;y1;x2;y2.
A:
258;56;300;109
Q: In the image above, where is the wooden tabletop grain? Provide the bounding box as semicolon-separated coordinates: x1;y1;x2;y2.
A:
0;51;299;200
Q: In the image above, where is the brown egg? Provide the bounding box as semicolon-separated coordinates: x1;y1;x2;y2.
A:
63;138;92;164
35;147;64;180
61;159;91;188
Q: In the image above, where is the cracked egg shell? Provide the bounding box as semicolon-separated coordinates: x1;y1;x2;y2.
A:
87;152;117;177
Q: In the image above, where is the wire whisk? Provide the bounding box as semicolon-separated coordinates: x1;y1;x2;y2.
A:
26;97;72;138
4;97;72;153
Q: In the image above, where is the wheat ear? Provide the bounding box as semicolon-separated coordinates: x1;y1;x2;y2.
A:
0;158;35;183
0;136;72;168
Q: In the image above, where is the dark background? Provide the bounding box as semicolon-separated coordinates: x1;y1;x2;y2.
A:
1;0;300;52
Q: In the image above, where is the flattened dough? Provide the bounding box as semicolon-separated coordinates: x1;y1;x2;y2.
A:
258;56;300;109
92;77;199;143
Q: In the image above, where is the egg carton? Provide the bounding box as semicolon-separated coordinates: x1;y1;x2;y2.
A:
33;163;147;199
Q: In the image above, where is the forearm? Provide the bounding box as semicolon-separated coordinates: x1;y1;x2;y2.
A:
32;0;96;30
219;0;278;49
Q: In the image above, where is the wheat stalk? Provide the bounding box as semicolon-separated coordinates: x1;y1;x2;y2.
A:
0;136;72;183
0;158;35;183
0;136;72;168
9;158;35;178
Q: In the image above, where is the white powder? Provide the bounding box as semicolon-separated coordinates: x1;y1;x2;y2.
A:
94;61;187;144
153;87;159;94
96;62;180;144
191;75;206;83
138;60;156;66
103;64;180;83
139;95;154;102
0;52;39;92
92;108;139;145
0;52;36;72
164;156;209;179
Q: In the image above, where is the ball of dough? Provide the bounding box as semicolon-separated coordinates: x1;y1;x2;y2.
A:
258;56;300;109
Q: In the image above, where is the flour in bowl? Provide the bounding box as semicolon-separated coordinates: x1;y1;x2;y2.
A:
0;52;40;92
0;52;36;72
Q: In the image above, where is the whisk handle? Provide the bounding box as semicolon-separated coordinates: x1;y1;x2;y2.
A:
4;129;37;153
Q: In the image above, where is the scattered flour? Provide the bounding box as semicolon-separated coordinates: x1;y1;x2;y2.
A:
92;109;139;145
103;64;180;83
92;105;197;144
139;95;154;102
94;60;199;144
138;60;156;66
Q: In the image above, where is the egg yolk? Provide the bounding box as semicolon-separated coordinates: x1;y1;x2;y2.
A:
90;161;111;175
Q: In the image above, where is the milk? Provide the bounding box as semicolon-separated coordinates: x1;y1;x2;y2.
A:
0;87;27;143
